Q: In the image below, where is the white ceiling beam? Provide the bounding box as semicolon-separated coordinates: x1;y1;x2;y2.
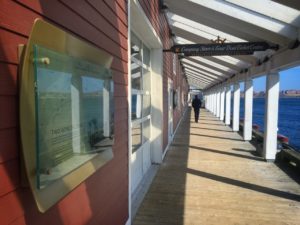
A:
185;69;216;81
185;72;213;83
201;56;242;72
187;79;205;86
165;0;293;46
187;78;207;87
206;46;300;90
225;0;300;28
188;0;298;38
168;13;247;43
183;59;231;77
272;0;300;11
187;76;212;85
188;57;238;74
184;64;224;80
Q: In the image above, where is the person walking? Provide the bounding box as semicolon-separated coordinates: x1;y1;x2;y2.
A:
192;95;202;123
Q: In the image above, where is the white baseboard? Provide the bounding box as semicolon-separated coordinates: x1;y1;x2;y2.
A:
125;218;131;225
162;106;188;160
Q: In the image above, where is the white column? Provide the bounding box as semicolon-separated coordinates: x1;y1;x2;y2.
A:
216;88;220;117
243;79;253;141
233;82;240;131
217;89;219;117
263;72;279;161
208;93;210;111
207;94;209;111
220;86;225;121
209;93;211;110
215;89;220;117
211;92;213;112
213;91;216;115
225;85;231;125
103;80;111;137
210;93;212;112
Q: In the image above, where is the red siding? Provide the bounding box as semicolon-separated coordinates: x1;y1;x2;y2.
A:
0;1;189;224
0;1;128;225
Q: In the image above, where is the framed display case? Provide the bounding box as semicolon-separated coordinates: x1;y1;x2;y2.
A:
20;19;114;212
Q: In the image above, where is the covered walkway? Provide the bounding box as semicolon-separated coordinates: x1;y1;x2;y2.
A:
133;109;300;225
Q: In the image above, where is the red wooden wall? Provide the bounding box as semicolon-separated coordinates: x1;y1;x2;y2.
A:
0;1;128;225
0;1;189;224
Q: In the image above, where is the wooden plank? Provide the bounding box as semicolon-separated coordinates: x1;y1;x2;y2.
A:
0;28;27;64
114;83;128;97
114;96;129;110
14;0;128;62
0;128;19;163
0;96;17;129
60;0;128;47
134;109;300;225
88;0;128;31
8;216;27;225
0;191;24;225
0;159;19;197
113;70;128;85
116;0;128;15
103;0;128;28
0;63;18;96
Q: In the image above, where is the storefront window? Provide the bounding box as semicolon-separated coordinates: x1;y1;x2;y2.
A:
131;32;151;152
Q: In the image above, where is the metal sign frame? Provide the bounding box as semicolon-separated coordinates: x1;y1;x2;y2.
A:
164;42;278;56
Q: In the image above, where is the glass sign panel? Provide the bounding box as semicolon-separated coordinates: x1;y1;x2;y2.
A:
33;45;113;189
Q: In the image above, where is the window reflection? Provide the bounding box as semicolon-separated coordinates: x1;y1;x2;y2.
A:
142;119;150;143
131;62;142;90
132;94;142;120
132;123;142;152
143;95;150;117
143;46;150;66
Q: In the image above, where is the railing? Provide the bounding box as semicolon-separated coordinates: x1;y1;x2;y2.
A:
238;119;300;168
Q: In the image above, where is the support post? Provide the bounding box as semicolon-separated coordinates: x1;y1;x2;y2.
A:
233;82;240;131
213;91;217;115
225;85;231;125
208;93;210;111
211;92;213;113
243;79;253;141
216;89;220;118
211;90;215;114
220;86;225;121
263;72;279;161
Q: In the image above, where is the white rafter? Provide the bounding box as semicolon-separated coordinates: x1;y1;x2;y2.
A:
226;0;300;27
165;0;294;45
169;12;247;43
189;0;298;39
183;59;228;77
163;0;300;91
184;64;223;80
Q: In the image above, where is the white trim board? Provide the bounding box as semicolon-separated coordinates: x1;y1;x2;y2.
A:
162;106;189;160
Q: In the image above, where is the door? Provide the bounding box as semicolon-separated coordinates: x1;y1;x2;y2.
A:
168;79;173;143
130;32;152;193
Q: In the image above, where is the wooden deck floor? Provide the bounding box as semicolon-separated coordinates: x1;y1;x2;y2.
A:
133;109;300;225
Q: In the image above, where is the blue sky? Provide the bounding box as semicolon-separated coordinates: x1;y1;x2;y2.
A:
239;66;300;92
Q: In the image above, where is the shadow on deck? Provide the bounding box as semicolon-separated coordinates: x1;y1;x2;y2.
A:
133;108;300;225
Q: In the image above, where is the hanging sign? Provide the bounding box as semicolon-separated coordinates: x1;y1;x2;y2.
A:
164;42;278;56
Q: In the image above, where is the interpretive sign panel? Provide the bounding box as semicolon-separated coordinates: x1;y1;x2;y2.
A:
33;45;114;189
20;19;114;212
165;42;278;56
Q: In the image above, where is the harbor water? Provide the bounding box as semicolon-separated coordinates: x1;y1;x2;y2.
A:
239;98;300;151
